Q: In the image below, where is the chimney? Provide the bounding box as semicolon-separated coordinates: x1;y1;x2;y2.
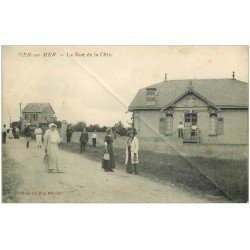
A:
232;71;235;80
165;73;167;81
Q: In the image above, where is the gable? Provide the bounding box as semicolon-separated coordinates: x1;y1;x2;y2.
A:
41;104;55;115
164;89;218;110
174;92;209;108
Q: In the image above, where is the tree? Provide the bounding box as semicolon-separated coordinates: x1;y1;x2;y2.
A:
54;121;62;129
87;124;101;132
72;121;87;132
113;121;128;136
100;126;108;132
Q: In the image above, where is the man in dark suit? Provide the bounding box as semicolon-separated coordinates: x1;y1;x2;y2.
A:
66;124;73;143
2;124;7;144
79;128;89;153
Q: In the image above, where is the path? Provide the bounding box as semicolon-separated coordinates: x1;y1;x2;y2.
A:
3;138;213;202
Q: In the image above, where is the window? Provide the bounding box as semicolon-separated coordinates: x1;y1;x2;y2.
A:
30;114;38;121
209;114;224;136
146;88;157;105
184;113;197;129
159;117;166;134
24;114;30;120
44;115;47;121
146;88;156;95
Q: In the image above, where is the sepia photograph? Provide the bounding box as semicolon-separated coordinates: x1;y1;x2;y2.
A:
1;45;248;203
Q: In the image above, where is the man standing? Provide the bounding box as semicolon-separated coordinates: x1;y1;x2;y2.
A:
2;124;7;144
24;123;32;148
66;125;73;143
91;130;98;147
113;129;118;142
34;124;42;148
79;128;89;153
12;126;16;138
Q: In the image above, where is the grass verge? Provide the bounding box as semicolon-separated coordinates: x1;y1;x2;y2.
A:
59;142;248;202
2;149;22;203
188;156;248;202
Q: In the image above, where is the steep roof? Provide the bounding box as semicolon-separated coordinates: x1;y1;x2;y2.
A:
128;78;248;110
22;103;55;113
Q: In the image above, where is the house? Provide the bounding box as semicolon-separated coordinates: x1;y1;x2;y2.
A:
21;103;57;128
128;75;248;144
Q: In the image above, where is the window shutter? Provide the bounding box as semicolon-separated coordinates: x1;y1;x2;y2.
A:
209;117;217;135
159;117;166;134
217;118;224;135
165;116;173;135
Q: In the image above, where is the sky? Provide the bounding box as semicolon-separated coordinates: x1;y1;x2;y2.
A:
2;46;248;126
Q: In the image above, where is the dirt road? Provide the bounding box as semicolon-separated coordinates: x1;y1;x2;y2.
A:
3;138;213;202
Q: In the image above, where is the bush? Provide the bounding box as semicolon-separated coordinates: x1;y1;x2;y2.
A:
72;121;87;132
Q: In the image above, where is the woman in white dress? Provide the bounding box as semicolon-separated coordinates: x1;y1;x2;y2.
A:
125;128;139;174
44;123;62;173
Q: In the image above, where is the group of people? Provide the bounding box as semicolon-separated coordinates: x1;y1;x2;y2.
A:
66;125;98;150
2;124;20;143
101;127;139;174
12;125;20;139
76;126;139;174
3;121;140;175
177;121;198;138
79;129;98;152
24;122;62;173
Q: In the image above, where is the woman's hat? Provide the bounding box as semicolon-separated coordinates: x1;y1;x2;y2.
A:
49;123;57;128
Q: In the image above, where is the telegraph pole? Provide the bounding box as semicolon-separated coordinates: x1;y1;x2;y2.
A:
20;103;22;121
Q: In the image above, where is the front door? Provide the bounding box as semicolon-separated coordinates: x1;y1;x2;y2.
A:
184;113;197;140
184;113;197;129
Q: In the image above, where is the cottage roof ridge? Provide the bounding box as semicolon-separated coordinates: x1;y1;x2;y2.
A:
129;78;248;110
22;103;54;113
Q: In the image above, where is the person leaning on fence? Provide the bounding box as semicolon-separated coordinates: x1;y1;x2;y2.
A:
102;128;116;172
125;128;139;174
24;123;31;148
191;122;198;137
79;128;89;153
177;122;184;138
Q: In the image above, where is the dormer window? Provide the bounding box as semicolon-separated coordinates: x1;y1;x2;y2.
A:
146;88;156;96
146;88;157;105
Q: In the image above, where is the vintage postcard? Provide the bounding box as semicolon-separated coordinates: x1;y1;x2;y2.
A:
1;45;248;203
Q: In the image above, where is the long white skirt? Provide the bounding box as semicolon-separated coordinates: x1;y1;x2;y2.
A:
47;143;60;170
